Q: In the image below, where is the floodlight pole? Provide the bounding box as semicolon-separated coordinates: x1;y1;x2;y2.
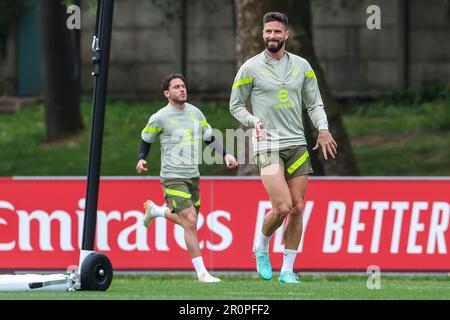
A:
80;0;114;267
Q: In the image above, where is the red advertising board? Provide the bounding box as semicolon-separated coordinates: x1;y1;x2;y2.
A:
0;177;449;271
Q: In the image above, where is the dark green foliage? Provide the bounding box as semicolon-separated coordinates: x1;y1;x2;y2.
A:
0;98;448;177
0;1;23;56
356;81;449;111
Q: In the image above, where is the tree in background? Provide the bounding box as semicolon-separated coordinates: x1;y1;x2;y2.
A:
233;0;265;175
0;1;23;57
233;0;359;175
38;0;83;142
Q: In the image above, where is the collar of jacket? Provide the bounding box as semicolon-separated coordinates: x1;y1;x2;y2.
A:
261;50;290;65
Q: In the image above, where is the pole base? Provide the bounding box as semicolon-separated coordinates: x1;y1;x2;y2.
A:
0;274;70;291
80;252;113;291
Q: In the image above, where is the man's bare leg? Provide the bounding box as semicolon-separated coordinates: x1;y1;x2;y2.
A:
284;175;308;250
278;175;308;283
260;164;292;237
143;200;182;226
253;164;292;280
143;201;219;282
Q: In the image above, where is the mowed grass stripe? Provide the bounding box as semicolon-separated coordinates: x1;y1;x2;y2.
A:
0;275;448;300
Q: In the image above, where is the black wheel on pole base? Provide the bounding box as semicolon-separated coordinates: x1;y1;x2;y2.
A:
80;252;113;291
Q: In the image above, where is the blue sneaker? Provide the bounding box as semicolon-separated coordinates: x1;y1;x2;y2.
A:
254;249;272;280
278;271;301;284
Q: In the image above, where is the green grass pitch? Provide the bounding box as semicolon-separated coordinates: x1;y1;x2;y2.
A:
0;274;449;300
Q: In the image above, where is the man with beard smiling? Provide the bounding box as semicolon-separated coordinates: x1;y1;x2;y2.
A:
229;12;337;284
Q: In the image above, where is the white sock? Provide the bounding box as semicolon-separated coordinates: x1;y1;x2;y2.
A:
255;232;271;252
150;204;166;218
192;256;207;277
281;249;298;273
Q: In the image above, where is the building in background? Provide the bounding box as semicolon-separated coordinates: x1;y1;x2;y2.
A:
1;0;449;101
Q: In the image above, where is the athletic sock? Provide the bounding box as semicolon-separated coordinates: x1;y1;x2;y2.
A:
150;204;166;218
192;256;207;277
280;249;298;273
255;232;271;252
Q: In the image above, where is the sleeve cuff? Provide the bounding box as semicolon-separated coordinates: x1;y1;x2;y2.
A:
252;118;261;128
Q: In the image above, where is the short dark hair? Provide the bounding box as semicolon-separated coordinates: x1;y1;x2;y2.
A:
263;12;288;27
161;73;186;92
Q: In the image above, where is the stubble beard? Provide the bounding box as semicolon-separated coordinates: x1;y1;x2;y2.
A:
172;95;187;104
265;39;284;53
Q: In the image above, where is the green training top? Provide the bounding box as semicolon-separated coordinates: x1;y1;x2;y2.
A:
141;103;213;179
229;51;329;153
